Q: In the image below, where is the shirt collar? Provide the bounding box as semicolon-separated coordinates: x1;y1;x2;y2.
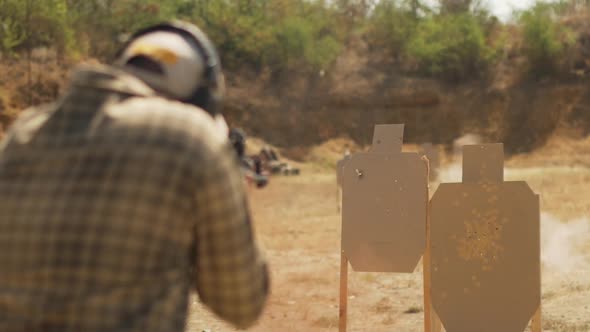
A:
69;64;157;97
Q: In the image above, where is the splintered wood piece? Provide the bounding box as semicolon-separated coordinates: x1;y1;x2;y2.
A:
430;144;541;332
371;124;404;153
421;143;440;181
531;207;542;332
423;156;433;332
337;155;351;213
337;155;351;187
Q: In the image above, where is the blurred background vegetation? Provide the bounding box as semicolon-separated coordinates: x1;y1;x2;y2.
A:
3;0;590;152
0;0;584;80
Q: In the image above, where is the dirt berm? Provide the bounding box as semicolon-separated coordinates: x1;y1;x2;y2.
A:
2;44;590;154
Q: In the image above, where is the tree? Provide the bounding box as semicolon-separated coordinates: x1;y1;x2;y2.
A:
407;13;491;81
439;0;472;13
519;2;574;77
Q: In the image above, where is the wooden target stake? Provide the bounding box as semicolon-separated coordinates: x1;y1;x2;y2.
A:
531;198;542;332
339;251;348;332
531;306;542;332
338;154;350;332
422;156;443;332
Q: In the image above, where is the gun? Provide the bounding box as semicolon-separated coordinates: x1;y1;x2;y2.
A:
230;128;269;189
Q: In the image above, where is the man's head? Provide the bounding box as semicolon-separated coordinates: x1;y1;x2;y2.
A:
114;21;225;118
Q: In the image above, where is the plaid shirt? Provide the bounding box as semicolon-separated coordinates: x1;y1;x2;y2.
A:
0;65;269;332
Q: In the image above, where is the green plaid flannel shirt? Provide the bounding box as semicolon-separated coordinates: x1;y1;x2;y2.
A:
0;65;269;331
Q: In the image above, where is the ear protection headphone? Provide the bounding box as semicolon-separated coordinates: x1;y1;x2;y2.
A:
114;20;224;116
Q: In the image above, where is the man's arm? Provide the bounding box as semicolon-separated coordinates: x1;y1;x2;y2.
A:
192;142;269;329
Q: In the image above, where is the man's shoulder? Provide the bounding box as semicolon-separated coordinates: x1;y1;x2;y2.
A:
106;96;227;150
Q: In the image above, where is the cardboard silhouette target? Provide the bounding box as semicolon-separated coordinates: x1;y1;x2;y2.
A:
339;124;431;332
430;144;541;332
341;124;428;272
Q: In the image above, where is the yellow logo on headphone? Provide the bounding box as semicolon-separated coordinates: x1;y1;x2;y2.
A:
128;43;178;64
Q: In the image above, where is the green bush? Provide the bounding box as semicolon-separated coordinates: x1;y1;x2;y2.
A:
519;2;574;77
367;0;419;56
0;0;579;81
273;17;341;70
0;0;344;73
0;0;74;55
407;13;491;81
191;0;342;72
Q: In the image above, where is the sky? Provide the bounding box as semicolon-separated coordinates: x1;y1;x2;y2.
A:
418;0;546;21
486;0;537;21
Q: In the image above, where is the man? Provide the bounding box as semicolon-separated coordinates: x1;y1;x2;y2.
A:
0;21;269;331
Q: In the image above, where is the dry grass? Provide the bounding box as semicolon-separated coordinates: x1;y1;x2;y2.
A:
291;137;362;169
543;318;590;332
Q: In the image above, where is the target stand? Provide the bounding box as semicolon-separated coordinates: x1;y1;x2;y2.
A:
339;124;433;331
429;144;542;332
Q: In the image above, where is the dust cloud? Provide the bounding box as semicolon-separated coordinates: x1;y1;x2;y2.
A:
438;162;462;183
541;213;590;273
437;133;484;183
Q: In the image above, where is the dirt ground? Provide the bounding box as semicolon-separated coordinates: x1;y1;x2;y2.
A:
187;138;590;332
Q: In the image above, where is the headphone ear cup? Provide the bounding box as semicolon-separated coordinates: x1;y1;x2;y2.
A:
208;70;224;114
187;87;210;113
